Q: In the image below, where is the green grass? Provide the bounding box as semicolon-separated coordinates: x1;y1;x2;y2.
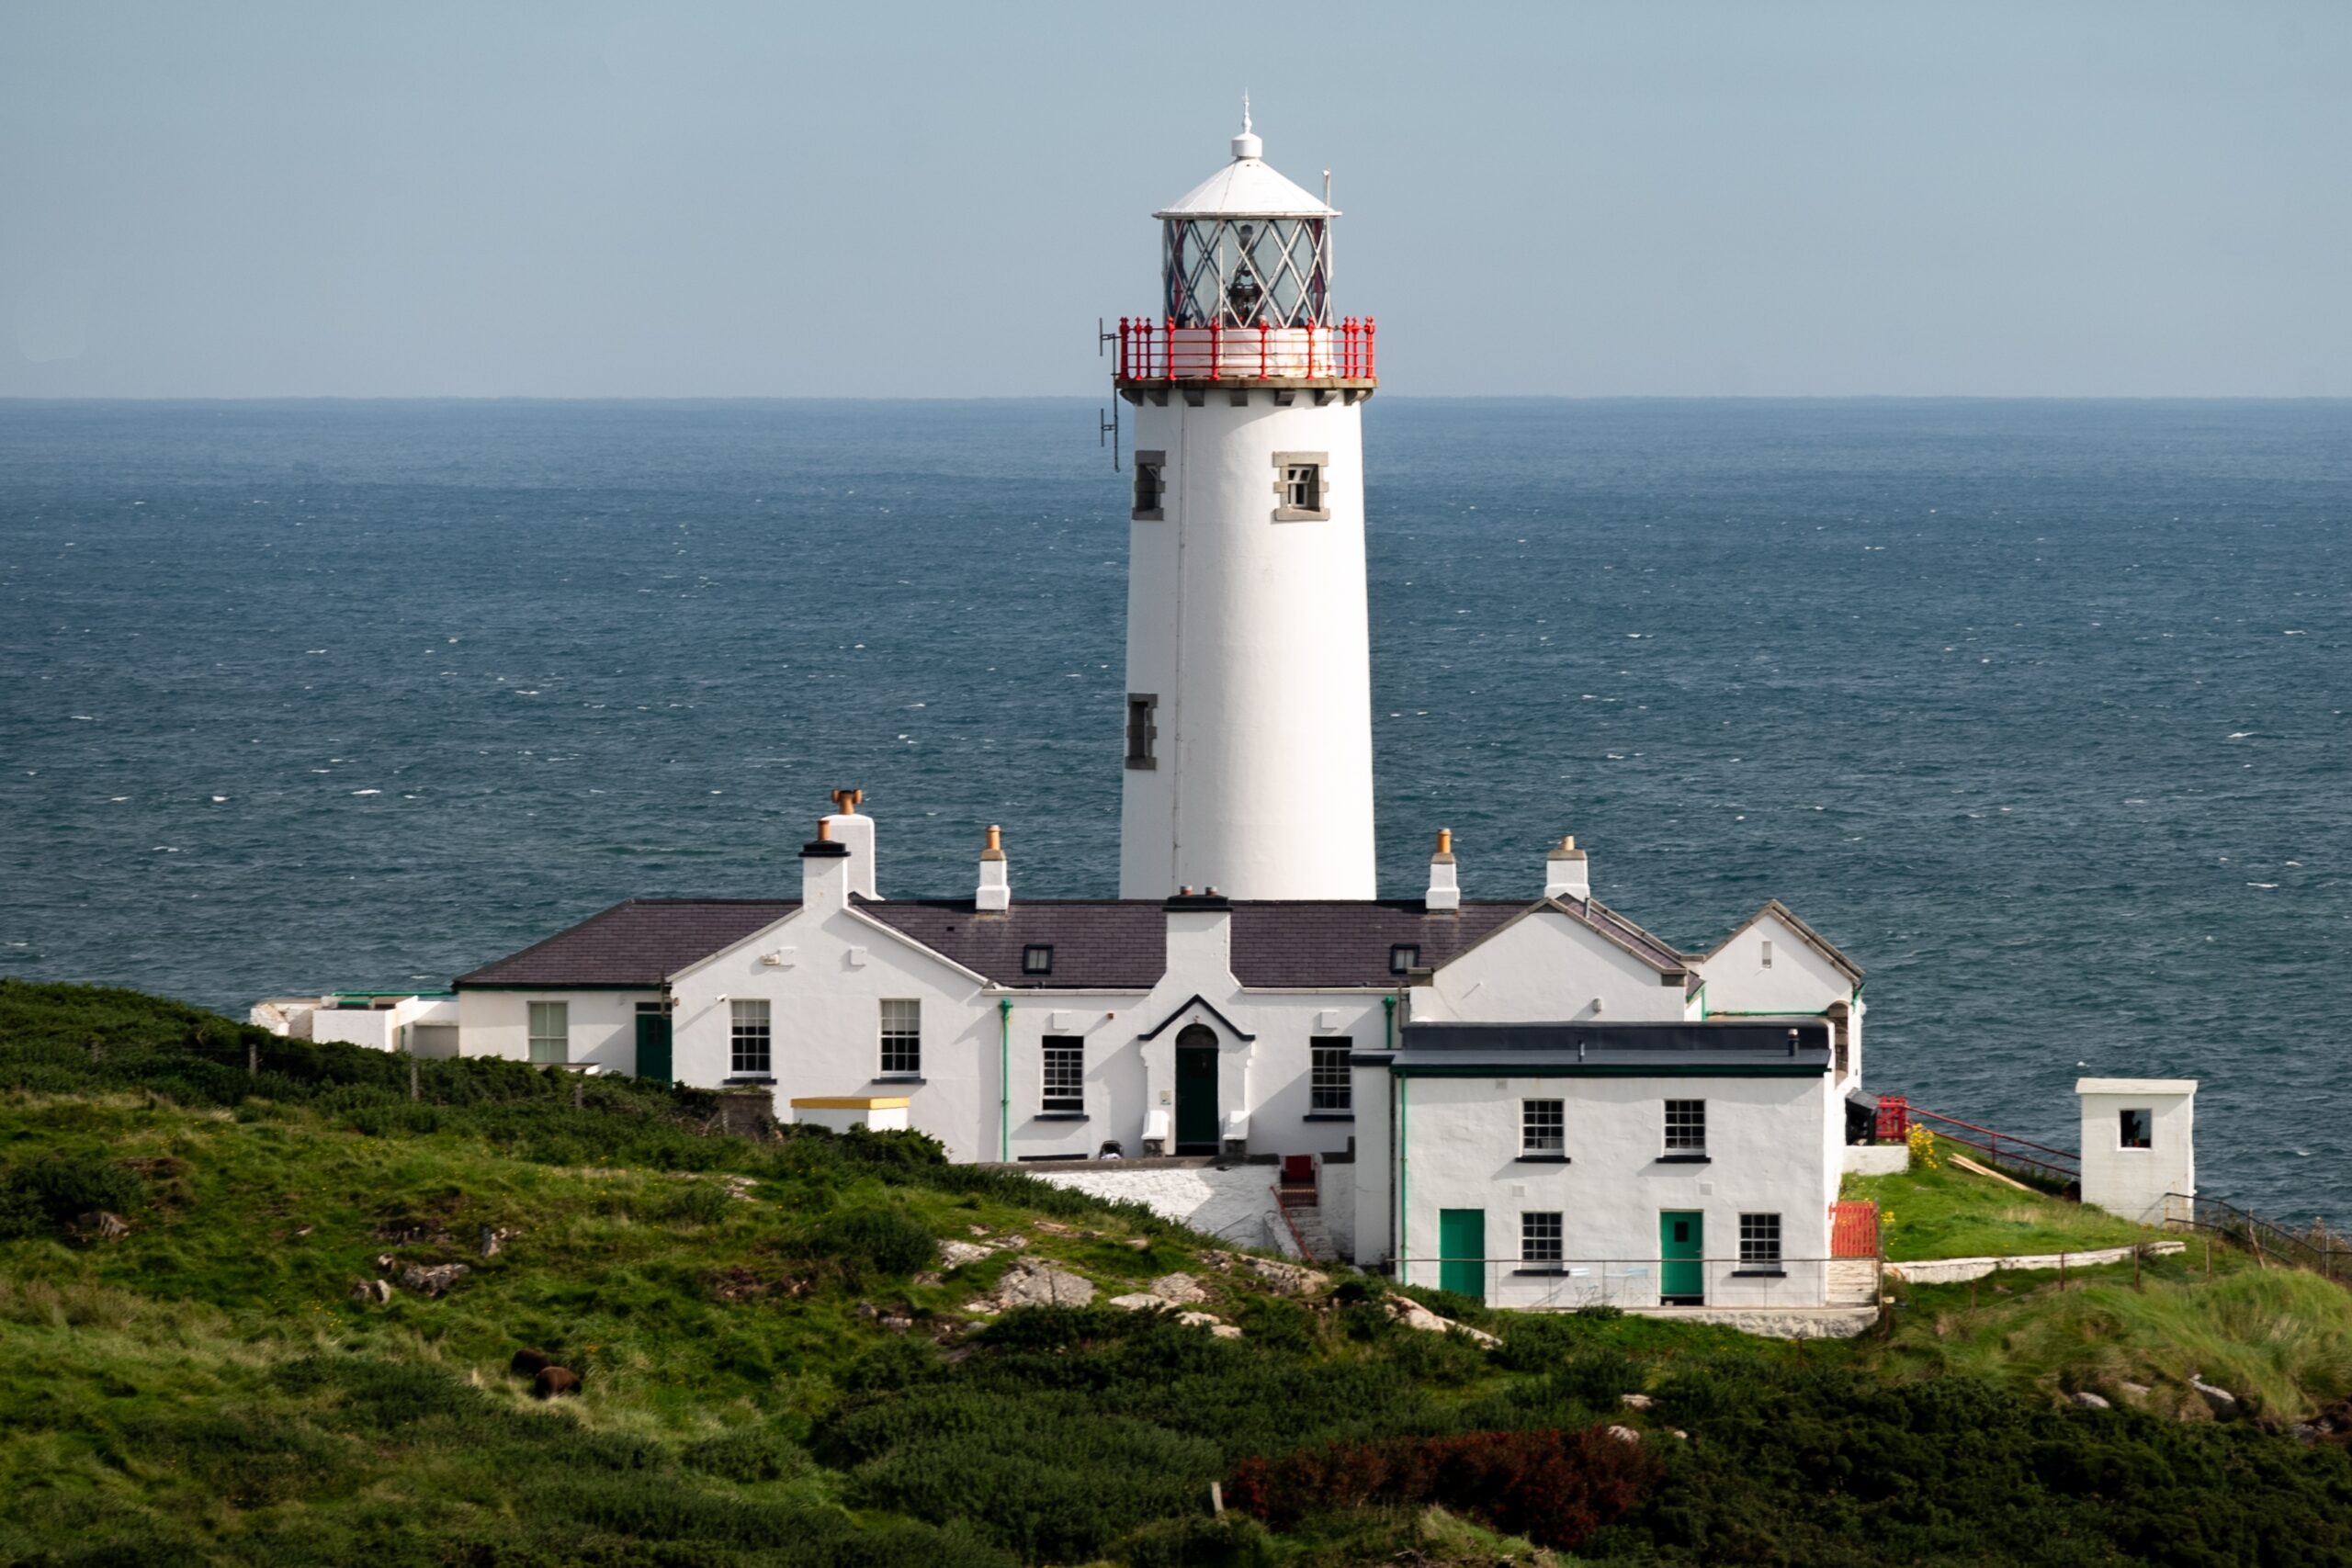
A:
5;978;2352;1567
1845;1155;2165;1260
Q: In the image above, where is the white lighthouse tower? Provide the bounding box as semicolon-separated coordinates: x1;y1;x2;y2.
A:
1113;111;1379;901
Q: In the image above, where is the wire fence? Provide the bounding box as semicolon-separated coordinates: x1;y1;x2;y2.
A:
2165;1192;2347;1285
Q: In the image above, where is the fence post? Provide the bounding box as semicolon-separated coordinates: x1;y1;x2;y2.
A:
247;1040;258;1077
2060;1252;2067;1291
572;1078;585;1112
2133;1243;2141;1289
410;1055;420;1103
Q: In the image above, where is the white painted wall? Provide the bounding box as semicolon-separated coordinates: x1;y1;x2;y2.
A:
457;988;657;1072
1698;908;1864;1086
307;994;460;1053
2076;1078;2196;1225
1413;909;1688;1024
1120;392;1375;900
1391;1071;1836;1309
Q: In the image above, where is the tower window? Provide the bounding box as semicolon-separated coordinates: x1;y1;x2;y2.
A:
1125;694;1158;770
1132;451;1165;520
1271;450;1331;522
1022;944;1054;975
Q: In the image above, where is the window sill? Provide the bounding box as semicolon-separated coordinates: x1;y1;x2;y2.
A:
1272;508;1332;524
1511;1266;1573;1276
873;1074;925;1085
1124;758;1157;771
1515;1154;1571;1164
1131;509;1165;523
1730;1268;1786;1278
1034;1111;1090;1121
1303;1111;1357;1122
1656;1154;1712;1165
723;1075;775;1085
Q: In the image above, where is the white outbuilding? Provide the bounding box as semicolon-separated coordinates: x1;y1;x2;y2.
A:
2075;1078;2197;1226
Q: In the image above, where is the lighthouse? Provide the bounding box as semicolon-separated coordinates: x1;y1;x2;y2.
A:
1113;111;1380;901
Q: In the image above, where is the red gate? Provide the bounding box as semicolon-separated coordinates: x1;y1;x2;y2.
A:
1830;1201;1880;1258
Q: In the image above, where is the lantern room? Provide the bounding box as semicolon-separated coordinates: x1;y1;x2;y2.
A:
1158;114;1335;329
1116;111;1374;391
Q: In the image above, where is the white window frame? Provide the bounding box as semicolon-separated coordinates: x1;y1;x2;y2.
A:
1521;1098;1566;1156
1310;1040;1352;1113
730;998;772;1077
1739;1212;1782;1268
879;998;922;1077
1521;1211;1564;1266
526;1000;568;1066
1665;1099;1707;1154
1041;1036;1083;1114
2119;1108;2154;1150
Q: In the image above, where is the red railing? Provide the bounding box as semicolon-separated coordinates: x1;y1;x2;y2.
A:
1830;1201;1880;1258
1114;315;1375;383
1876;1095;2081;1187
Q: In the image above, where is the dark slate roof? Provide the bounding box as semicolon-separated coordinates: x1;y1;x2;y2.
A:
1227;900;1522;987
852;899;1168;989
452;894;1684;994
453;899;794;987
1387;1019;1831;1073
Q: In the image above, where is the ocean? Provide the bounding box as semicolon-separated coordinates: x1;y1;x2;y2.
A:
2;398;2346;1223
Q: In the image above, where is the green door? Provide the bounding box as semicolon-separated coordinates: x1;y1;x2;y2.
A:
1659;1211;1703;1303
1438;1208;1487;1301
635;1011;673;1084
1175;1037;1219;1153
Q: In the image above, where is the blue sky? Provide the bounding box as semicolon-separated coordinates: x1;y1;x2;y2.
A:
4;1;2347;397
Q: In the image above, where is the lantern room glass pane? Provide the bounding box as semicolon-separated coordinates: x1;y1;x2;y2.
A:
1163;217;1329;328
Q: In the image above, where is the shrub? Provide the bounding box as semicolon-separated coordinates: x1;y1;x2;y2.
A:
816;1204;938;1280
681;1424;812;1484
653;1181;736;1227
1112;1511;1276;1568
3;1152;147;1234
1225;1426;1660;1551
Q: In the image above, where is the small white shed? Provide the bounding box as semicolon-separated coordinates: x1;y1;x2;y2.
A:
2075;1078;2195;1226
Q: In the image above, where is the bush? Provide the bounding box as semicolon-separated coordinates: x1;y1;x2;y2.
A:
1;1153;147;1235
1112;1511;1276;1568
1225;1426;1660;1551
681;1425;812;1484
816;1204;938;1280
654;1181;736;1227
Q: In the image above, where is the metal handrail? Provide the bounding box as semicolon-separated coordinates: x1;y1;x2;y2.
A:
1114;315;1376;383
1389;1254;1879;1312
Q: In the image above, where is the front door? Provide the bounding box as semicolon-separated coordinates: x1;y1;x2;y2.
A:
1439;1208;1487;1301
1175;1038;1219;1153
1659;1210;1703;1304
635;1011;673;1084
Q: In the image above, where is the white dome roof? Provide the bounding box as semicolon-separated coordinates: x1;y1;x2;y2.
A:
1155;120;1336;220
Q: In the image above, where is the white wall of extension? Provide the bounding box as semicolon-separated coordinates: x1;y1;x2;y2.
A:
1356;1068;1840;1309
1119;391;1375;902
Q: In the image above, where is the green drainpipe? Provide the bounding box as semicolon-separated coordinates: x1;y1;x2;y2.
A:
1396;1072;1409;1280
1382;993;1396;1050
997;998;1012;1161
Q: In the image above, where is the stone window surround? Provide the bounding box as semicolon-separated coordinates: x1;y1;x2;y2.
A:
1132;450;1166;521
1272;450;1331;522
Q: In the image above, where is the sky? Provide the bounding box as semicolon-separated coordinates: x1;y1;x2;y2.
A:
4;1;2348;399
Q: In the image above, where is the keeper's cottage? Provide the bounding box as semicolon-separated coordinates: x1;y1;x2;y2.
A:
264;116;1871;1310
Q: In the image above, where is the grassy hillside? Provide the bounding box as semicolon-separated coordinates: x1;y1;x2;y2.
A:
4;978;2351;1568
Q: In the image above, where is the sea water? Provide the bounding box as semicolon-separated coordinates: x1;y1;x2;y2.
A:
1;398;2345;1222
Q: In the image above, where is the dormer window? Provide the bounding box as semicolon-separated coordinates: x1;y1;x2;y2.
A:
1389;943;1419;976
1022;944;1054;976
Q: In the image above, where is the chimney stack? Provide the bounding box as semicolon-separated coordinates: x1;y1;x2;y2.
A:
822;787;877;900
976;824;1011;912
800;814;852;909
1425;828;1461;912
1544;834;1590;901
